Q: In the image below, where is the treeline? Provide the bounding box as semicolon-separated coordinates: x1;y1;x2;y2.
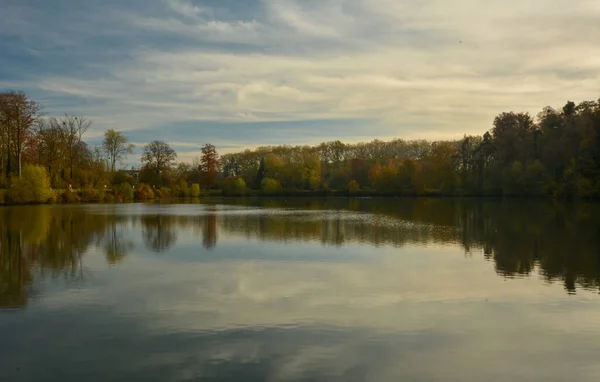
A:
2;90;600;201
220;97;600;197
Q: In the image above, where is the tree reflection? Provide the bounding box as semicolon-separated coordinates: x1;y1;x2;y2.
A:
104;220;134;265
214;198;600;294
203;213;217;249
2;199;600;309
0;207;132;308
142;215;177;253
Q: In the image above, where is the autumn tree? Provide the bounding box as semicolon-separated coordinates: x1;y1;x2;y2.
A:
102;129;134;172
200;144;219;188
141;140;177;185
59;114;92;179
0;91;42;178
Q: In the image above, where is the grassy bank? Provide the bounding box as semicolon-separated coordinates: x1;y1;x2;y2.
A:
2;186;581;206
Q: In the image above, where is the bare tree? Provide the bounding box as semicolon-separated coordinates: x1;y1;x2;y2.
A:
102;129;134;172
38;117;68;183
58;114;92;178
141;140;177;176
0;91;42;178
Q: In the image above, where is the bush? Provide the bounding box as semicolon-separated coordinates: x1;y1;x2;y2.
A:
7;165;54;204
79;187;104;202
157;188;171;199
111;171;137;186
261;177;282;195
61;189;79;203
118;182;134;202
178;180;189;197
135;183;155;200
190;183;200;197
348;180;360;194
222;176;247;196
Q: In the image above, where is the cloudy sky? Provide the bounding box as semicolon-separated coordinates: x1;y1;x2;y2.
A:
1;0;599;161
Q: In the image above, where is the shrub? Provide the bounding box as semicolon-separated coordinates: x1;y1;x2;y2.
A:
6;165;54;204
61;189;79;203
170;183;180;198
135;184;155;200
178;180;189;197
157;188;171;199
190;183;200;197
79;187;104;202
261;177;282;195
118;182;135;202
111;171;137;186
348;180;360;194
222;176;247;196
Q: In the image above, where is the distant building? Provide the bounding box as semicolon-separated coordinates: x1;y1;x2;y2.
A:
122;167;140;180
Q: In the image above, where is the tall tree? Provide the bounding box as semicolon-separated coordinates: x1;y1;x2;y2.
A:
102;129;133;172
200;144;219;188
59;114;92;178
0;91;42;178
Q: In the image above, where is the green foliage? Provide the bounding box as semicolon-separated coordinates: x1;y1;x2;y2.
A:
261;177;282;195
190;183;200;197
117;182;134;202
348;180;360;194
503;161;525;196
178;179;189;197
111;171;137;186
3;92;600;201
222;176;247;196
524;160;549;196
6;165;54;204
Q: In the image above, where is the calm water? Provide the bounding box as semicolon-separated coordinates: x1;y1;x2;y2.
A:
1;198;600;381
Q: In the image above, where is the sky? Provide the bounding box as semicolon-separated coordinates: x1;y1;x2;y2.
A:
1;0;599;162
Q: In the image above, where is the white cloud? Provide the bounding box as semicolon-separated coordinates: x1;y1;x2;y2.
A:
13;0;600;150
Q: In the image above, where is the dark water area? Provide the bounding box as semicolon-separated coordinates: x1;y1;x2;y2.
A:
1;198;600;381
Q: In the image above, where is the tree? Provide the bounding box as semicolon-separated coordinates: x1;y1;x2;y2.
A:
348;179;360;194
222;176;247;195
59;114;92;179
190;183;200;197
492;112;534;166
36;118;66;185
6;164;53;204
141;140;177;185
200;144;219;188
102;129;134;172
0;91;42;178
261;177;282;194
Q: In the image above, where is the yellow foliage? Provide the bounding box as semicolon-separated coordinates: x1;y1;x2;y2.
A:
6;165;54;204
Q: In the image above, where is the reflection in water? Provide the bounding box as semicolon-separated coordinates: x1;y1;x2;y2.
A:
0;206;131;308
105;220;134;265
142;215;178;253
203;213;218;249
2;199;600;382
1;199;600;310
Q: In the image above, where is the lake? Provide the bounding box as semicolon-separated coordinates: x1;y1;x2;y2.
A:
1;198;600;381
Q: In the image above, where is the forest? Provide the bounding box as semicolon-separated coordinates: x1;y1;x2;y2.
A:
1;90;600;203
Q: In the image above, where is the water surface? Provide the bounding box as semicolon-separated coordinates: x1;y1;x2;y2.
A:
1;198;600;381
